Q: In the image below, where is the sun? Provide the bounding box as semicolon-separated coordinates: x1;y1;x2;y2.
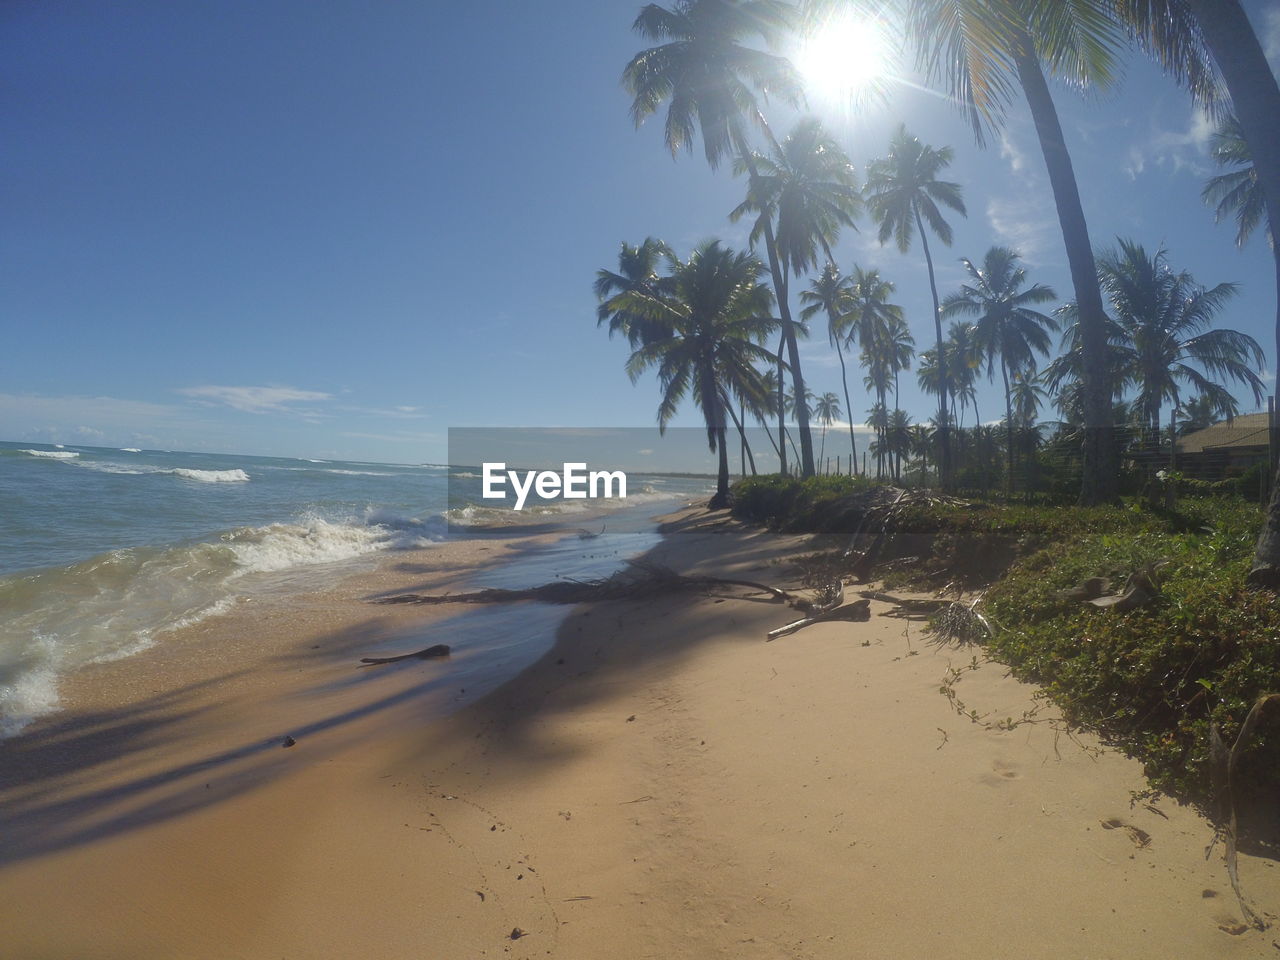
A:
796;15;891;102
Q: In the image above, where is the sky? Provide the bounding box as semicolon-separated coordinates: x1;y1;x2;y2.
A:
3;0;1280;465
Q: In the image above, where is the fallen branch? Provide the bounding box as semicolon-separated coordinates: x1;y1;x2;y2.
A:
766;598;871;640
857;590;953;613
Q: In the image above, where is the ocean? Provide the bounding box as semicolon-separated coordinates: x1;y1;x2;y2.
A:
0;441;711;737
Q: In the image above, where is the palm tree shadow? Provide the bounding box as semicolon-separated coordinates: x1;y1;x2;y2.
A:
0;521;813;869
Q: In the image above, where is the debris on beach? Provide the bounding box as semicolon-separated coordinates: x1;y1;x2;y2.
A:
358;643;451;666
367;559;870;642
370;560;796;608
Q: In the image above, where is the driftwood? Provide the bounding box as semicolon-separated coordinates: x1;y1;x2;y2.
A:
857;590;953;613
766;598;870;640
371;560;797;608
1209;694;1280;932
359;643;451;666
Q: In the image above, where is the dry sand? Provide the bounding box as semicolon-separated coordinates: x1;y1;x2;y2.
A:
0;507;1276;958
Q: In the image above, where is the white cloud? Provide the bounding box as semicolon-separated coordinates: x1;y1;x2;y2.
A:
999;132;1026;173
0;392;201;448
983;126;1058;266
178;384;332;414
1123;105;1213;180
986;191;1056;265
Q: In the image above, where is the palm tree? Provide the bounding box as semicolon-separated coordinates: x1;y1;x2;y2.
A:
860;311;914;478
945;321;982;426
1097;239;1264;441
1176;394;1228;437
624;3;832;476
908;422;935;481
813;391;842;469
800;264;860;471
621;240;780;507
942;246;1057;494
595;237;675;346
865;125;965;486
886;407;913;481
1202;115;1271;250
1112;0;1280;586
873;0;1127;505
732;116;862;475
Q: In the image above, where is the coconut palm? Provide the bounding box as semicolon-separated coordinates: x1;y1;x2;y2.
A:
942;246;1058;494
1096;239;1264;440
595;237;675;346
908;422;935;480
886;408;913;481
731;116;862;475
625;3;833;476
865;125;965;486
1202;115;1271;250
855;0;1128;505
623;0;800;170
800;264;860;471
1112;0;1280;586
1176;394;1232;437
621;241;780;507
945;321;982;426
813;391;842;469
860;311;914;477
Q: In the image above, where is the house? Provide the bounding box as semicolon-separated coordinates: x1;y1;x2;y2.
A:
1175;412;1272;480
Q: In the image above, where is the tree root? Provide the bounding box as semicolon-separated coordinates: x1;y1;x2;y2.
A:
1209;694;1280;932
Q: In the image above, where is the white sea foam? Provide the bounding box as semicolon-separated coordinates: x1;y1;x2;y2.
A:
220;517;386;575
70;462;251;483
0;635;62;738
324;468;394;476
0;510;430;737
172;468;250;483
120;447;142;453
21;449;79;460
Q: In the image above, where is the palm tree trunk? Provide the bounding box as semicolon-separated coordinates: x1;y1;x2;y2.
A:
834;339;859;473
737;141;815;477
1002;360;1015;499
1178;2;1280;586
914;208;951;488
776;336;787;475
1011;32;1117;506
725;396;757;476
711;425;731;509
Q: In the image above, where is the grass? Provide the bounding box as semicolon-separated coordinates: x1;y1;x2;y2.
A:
731;476;1280;806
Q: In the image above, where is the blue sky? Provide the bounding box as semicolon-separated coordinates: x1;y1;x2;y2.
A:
3;0;1279;464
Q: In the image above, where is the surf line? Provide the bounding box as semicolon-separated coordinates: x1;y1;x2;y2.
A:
481;462;626;511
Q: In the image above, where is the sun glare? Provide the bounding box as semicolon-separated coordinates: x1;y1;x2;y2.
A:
797;15;891;102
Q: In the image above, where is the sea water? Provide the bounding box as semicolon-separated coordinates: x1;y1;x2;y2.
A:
0;441;711;736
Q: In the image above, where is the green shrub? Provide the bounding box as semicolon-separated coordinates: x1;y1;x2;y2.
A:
983;497;1277;804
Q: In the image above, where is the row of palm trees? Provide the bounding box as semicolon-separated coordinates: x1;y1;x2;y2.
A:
611;0;1280;584
598;225;1264;502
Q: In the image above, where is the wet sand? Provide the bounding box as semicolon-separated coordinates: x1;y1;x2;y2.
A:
0;507;1276;958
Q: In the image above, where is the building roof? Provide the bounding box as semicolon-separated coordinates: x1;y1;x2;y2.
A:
1176;412;1271;455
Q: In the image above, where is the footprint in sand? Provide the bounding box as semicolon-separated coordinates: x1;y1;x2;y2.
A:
979;759;1021;786
1099;817;1152;848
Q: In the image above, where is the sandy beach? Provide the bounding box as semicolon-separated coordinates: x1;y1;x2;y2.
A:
1;506;1276;959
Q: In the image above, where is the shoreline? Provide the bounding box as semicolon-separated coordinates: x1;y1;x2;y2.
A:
1;506;1277;957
